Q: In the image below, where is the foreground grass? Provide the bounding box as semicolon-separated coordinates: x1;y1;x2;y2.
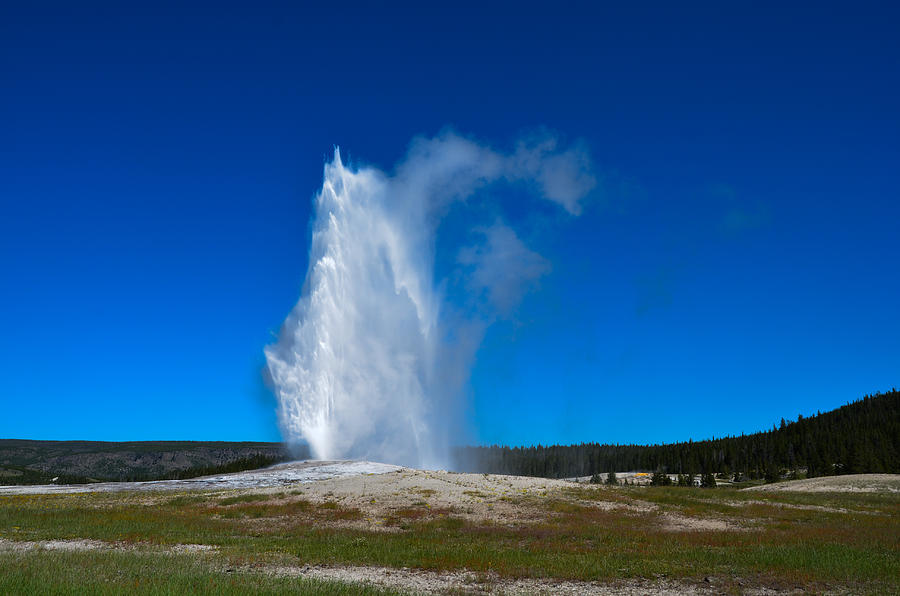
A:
1;485;898;593
0;550;400;595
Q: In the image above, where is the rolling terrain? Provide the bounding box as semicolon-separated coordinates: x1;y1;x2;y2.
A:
1;461;897;594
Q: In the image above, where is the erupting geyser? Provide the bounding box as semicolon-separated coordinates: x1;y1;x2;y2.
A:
265;132;595;468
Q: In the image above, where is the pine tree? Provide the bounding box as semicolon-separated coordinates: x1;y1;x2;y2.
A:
651;469;671;486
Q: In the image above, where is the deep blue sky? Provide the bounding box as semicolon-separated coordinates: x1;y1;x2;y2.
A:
2;2;898;446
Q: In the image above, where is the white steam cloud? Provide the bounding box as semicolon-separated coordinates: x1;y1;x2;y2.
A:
265;131;594;468
458;222;551;318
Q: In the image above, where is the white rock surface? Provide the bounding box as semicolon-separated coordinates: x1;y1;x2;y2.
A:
0;460;403;495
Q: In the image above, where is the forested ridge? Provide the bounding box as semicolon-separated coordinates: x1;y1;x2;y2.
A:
0;440;295;485
456;389;899;480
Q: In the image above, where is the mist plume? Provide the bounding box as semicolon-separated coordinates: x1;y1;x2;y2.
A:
265;131;594;468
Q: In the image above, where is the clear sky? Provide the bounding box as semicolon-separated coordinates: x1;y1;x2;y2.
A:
2;2;898;446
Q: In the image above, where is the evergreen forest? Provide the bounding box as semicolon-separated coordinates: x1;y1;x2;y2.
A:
455;389;899;481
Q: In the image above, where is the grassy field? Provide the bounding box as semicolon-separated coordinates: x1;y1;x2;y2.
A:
1;481;897;594
0;550;401;595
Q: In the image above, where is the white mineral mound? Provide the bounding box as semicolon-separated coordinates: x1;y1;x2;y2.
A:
0;460;403;495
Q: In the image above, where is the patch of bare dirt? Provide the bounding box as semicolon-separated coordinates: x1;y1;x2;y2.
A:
0;538;218;555
274;469;575;528
659;512;744;532
0;538;110;552
169;543;218;554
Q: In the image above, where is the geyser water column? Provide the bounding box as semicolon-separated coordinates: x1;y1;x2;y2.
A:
265;151;437;466
265;132;595;468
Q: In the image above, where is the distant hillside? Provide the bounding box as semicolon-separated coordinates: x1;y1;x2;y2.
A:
456;389;899;480
0;440;298;485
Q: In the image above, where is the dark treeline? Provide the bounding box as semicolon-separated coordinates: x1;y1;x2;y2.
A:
455;390;899;481
118;453;290;482
0;453;294;486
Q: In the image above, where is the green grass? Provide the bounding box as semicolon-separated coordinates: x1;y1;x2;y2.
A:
1;485;897;593
217;493;271;506
0;550;402;595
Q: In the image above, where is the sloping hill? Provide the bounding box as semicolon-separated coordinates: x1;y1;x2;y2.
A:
0;440;295;484
744;473;900;493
